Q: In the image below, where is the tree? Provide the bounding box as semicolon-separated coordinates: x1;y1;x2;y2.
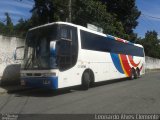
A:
28;0;132;39
101;0;141;41
3;13;14;36
10;0;140;40
30;0;55;25
14;18;32;38
0;22;5;35
140;31;160;58
0;13;14;36
72;0;128;38
30;0;73;25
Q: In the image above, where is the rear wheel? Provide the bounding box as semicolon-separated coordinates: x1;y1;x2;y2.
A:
134;70;138;79
82;72;90;90
129;69;135;80
136;69;140;78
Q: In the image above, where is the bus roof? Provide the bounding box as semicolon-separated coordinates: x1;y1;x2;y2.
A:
29;21;143;48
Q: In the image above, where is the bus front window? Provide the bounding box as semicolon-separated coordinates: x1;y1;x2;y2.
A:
21;25;59;70
21;24;78;71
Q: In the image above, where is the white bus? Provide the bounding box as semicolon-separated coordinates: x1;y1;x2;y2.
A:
18;22;145;90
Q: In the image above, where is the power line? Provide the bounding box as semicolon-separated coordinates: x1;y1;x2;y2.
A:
141;13;160;20
141;13;160;31
137;13;160;37
13;0;34;5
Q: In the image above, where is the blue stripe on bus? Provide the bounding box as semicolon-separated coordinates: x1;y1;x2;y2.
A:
106;35;115;41
50;48;56;57
21;76;58;89
110;53;124;74
52;77;58;89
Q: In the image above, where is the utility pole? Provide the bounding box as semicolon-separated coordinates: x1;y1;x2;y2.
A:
68;0;72;22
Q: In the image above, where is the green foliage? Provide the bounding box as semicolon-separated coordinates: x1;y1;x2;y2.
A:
138;31;160;58
28;0;138;41
0;22;6;35
14;18;32;38
0;13;31;38
101;0;141;41
6;12;14;34
26;0;125;37
0;13;14;36
30;0;54;25
73;0;113;30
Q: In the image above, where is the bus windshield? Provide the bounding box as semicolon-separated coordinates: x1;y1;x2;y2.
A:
21;25;59;70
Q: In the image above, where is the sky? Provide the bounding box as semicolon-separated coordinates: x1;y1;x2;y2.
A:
135;0;160;38
0;0;160;38
0;0;34;24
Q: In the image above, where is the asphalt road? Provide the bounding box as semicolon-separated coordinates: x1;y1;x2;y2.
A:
0;71;160;114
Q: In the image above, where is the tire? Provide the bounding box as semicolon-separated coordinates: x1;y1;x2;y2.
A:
82;72;90;90
129;69;135;80
136;69;140;78
134;70;138;79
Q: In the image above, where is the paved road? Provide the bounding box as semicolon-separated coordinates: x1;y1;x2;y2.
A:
0;71;160;114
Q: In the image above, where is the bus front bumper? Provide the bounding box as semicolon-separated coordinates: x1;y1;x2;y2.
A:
20;76;58;89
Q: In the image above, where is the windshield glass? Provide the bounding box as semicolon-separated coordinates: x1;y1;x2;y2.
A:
21;25;59;70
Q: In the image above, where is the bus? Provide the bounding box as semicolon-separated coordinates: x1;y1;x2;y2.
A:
17;22;145;90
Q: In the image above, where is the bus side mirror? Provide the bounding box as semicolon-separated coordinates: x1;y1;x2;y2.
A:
14;46;25;60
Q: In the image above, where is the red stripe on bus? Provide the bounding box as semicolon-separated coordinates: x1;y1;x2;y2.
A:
128;55;140;67
119;54;131;76
140;64;143;71
116;38;125;42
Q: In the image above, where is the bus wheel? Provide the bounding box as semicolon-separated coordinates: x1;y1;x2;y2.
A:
129;69;135;80
134;70;138;79
82;72;90;90
136;68;140;78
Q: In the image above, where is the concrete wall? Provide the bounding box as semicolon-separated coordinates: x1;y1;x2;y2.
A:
145;56;160;70
0;35;24;85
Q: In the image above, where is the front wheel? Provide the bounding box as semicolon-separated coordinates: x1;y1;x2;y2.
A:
82;72;90;90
